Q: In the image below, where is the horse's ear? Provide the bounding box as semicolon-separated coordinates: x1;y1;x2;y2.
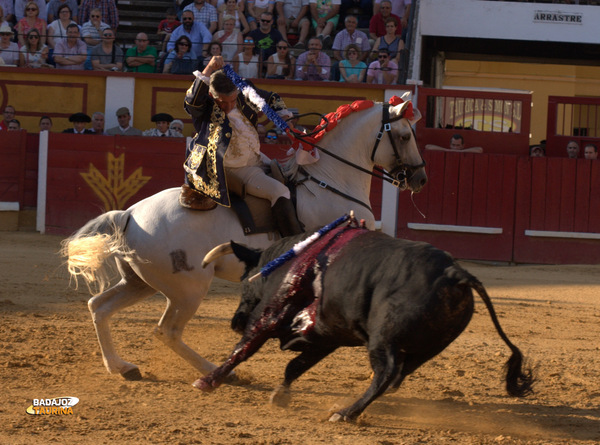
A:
231;241;262;269
390;100;422;126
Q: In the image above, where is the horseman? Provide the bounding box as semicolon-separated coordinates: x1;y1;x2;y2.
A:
181;55;303;237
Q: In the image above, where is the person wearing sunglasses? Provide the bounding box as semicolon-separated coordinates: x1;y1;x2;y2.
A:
78;0;118;30
18;28;49;68
163;34;198;74
54;23;86;70
125;32;157;73
91;27;124;71
263;128;279;144
245;0;274;31
366;48;398;85
233;35;259;78
339;43;366;83
167;10;212;62
265;40;295;79
248;11;284;68
0;23;19;66
182;0;217;34
170;119;184;135
16;1;46;48
81;7;110;49
14;0;46;22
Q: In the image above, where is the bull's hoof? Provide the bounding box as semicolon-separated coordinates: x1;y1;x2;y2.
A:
121;368;143;381
269;385;291;407
223;373;242;386
192;377;216;392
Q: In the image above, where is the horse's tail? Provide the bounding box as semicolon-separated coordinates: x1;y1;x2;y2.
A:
465;275;535;397
61;210;133;295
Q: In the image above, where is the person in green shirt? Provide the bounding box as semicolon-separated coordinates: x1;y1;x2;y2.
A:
125;32;157;73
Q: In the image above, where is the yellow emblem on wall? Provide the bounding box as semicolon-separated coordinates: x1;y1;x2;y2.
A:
81;153;151;211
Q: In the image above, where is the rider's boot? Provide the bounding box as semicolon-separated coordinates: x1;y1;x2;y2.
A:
272;197;303;237
179;184;217;211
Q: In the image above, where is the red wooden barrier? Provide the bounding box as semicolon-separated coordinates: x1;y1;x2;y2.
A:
0;130;28;204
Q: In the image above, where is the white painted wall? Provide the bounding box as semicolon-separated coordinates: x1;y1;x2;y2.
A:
104;77;137;130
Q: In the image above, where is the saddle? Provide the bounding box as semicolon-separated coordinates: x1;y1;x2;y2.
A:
179;160;295;236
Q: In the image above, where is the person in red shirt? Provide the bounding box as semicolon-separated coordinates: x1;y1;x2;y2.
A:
369;0;401;40
158;8;181;53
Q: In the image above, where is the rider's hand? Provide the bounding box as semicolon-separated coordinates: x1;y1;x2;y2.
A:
202;56;224;77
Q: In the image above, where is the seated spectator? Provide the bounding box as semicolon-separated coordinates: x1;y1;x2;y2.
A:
369;0;401;41
374;0;410;38
183;0;218;34
264;128;279;143
81;8;110;49
89;111;104;134
106;107;143;136
233;35;260;78
295;36;330;81
143;113;184;137
163;35;198;74
63;112;93;133
0;4;10;27
275;0;310;50
218;0;249;33
566;140;579;158
370;17;403;64
126;33;157;73
246;0;274;31
248;12;283;65
17;1;47;48
213;14;243;63
78;0;118;30
0;2;15;26
332;15;370;63
91;27;123;71
157;8;181;53
0;24;19;65
46;0;78;24
53;23;86;69
168;11;212;62
19;28;50;68
39;115;53;131
425;134;483;154
366;48;397;84
47;4;77;50
170;119;184;134
584;143;598;160
309;0;340;49
8;119;21;130
339;43;366;82
202;40;222;68
0;105;15;130
529;145;545;158
265;39;295;79
15;0;46;22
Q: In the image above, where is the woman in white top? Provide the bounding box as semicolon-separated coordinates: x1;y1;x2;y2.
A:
47;4;77;49
213;14;242;63
19;28;49;68
232;35;259;78
266;40;295;79
218;0;249;33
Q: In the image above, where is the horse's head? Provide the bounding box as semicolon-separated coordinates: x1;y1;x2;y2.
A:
371;99;427;193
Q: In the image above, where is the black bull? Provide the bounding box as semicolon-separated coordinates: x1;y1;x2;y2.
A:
196;227;534;421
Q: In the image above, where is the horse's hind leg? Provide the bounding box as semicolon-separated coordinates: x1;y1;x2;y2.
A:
89;262;156;380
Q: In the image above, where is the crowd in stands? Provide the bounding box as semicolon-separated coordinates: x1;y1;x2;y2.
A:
0;0;413;84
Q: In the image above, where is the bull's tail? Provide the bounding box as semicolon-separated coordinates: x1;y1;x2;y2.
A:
467;277;535;397
61;210;134;295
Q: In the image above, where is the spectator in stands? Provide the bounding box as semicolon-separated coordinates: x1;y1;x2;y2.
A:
370;17;403;64
53;23;86;69
366;48;397;84
265;39;295;79
19;28;50;68
15;0;46;22
566;140;579;158
90;111;105;134
0;4;10;27
91;27;123;71
529;145;545;158
47;4;77;50
246;0;274;31
163;34;198;74
264;128;279;143
81;8;110;48
233;35;260;78
309;0;340;49
143;113;184;137
0;1;15;26
47;0;78;23
275;0;310;50
0;24;19;66
8;119;21;130
0;105;15;130
183;0;218;34
158;8;181;53
125;32;157;73
106;107;143;136
168;10;212;62
17;1;47;48
295;36;330;81
39;115;53;131
369;0;401;40
248;12;283;65
218;0;249;34
584;143;598;160
373;0;410;39
425;134;483;154
332;15;370;62
170;119;184;134
338;43;366;82
78;0;118;30
63;112;93;133
213;14;243;63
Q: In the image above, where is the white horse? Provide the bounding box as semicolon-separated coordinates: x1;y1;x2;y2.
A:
63;100;427;381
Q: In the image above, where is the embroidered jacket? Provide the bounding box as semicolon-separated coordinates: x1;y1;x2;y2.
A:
183;76;288;207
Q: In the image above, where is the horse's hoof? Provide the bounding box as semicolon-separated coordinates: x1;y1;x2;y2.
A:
121;368;143;381
269;385;291;407
192;378;214;392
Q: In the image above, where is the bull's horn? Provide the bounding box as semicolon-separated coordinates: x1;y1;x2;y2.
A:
202;242;234;268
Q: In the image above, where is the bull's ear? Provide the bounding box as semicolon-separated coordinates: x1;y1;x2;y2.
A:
231;241;262;270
